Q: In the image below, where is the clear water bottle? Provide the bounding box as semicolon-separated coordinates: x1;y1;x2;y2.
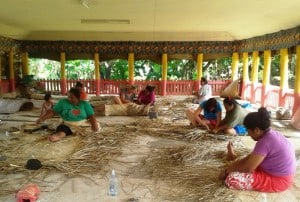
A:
108;169;118;196
260;193;267;202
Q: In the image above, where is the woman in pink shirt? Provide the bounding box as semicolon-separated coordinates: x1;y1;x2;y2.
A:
219;107;296;192
137;85;155;106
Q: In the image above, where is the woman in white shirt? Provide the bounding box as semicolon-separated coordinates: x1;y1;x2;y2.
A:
193;77;212;104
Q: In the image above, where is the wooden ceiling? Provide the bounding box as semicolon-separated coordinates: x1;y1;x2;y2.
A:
1;0;300;42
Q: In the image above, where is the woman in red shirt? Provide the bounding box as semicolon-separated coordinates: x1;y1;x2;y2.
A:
137;85;155;106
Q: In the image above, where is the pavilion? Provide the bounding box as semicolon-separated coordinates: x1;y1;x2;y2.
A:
1;0;300;114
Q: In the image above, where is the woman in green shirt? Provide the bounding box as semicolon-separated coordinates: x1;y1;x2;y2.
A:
37;88;100;142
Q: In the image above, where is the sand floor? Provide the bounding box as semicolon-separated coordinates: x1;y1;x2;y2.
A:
0;96;299;202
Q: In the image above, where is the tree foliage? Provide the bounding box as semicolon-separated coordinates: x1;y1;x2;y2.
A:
28;54;296;88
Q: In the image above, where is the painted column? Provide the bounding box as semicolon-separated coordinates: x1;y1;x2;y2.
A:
60;52;67;95
194;53;203;93
21;52;29;76
250;51;259;103
241;52;249;99
279;48;289;107
9;49;15;92
0;55;2;93
231;52;239;81
161;53;168;96
94;53;100;96
128;53;134;85
293;45;300;115
261;50;271;107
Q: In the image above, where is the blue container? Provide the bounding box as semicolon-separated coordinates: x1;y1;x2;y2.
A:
234;125;247;135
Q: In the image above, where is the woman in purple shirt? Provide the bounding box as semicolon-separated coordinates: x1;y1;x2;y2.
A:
137;85;155;106
219;107;296;192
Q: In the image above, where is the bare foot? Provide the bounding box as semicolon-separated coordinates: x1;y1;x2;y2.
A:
226;141;237;161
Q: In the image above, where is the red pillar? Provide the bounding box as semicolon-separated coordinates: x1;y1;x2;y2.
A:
261;85;267;107
293;93;300;115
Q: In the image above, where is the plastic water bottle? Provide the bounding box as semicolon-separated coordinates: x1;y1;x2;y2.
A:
260;193;267;202
108;169;118;196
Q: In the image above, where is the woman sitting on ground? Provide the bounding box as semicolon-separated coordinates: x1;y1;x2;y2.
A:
136;85;156;106
219;107;296;192
114;85;137;104
36;88;100;142
212;97;248;135
186;97;222;130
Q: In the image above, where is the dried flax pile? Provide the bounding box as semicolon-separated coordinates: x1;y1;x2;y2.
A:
0;96;249;201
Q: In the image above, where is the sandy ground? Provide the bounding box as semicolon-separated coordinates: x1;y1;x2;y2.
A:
0;96;299;202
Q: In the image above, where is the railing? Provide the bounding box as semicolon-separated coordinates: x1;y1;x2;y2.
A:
209;80;232;96
1;78;295;111
254;84;262;104
265;85;280;109
283;89;294;108
166;80;194;95
37;79;231;96
243;83;252;101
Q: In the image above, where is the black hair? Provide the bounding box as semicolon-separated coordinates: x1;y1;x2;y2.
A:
200;77;208;84
75;81;83;88
44;92;52;101
204;98;217;111
223;97;238;106
243;107;271;130
145;85;155;92
69;87;81;100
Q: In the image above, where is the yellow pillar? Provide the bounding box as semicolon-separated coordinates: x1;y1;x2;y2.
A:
241;52;249;99
162;53;168;81
250;51;260;103
231;52;239;81
262;50;271;86
60;52;67;95
195;53;203;92
0;55;2;93
161;53;168;96
128;53;134;84
196;53;203;80
293;45;300;114
294;46;300;94
94;53;100;96
21;52;29;76
279;48;289;107
251;51;259;83
9;49;15;92
261;50;271;106
242;52;249;82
